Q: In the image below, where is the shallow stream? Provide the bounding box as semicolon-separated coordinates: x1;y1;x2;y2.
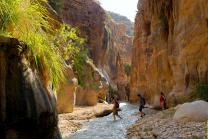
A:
67;102;139;139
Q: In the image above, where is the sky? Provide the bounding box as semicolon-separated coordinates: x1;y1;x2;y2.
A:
98;0;138;22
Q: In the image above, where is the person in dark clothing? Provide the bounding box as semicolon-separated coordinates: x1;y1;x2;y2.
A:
125;84;130;101
160;92;167;110
137;94;146;118
112;97;122;121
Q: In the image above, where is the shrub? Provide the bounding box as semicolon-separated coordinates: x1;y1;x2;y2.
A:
124;64;131;76
0;0;86;90
197;84;208;101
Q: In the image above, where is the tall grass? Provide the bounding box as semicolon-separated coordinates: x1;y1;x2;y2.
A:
0;0;85;89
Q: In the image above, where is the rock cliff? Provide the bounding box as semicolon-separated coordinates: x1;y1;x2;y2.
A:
107;11;134;36
58;0;109;106
130;0;208;105
104;18;133;100
60;0;106;66
0;37;61;139
60;0;133;102
57;66;77;113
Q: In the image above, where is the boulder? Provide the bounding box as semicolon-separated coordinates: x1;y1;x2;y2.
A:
173;100;208;122
75;60;108;106
76;87;98;106
57;67;77;113
0;37;61;139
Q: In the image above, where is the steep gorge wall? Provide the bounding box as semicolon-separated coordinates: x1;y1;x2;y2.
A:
60;0;106;66
104;19;133;100
60;0;133;102
130;0;208;105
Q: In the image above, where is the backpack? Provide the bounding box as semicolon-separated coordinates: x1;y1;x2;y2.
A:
115;101;119;108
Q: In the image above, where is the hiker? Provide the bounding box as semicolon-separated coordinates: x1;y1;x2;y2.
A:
112;97;122;121
137;94;146;118
160;92;167;110
125;84;130;101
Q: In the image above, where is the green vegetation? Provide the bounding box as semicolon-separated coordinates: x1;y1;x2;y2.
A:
124;64;131;76
72;48;88;87
0;0;87;89
176;90;202;105
197;84;208;101
176;84;208;104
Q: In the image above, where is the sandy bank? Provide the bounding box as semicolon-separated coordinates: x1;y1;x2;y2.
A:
58;103;113;135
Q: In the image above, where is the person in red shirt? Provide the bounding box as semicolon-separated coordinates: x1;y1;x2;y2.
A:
160;92;167;110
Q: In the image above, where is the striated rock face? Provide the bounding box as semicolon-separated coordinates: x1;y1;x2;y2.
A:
75;60;108;106
60;0;106;66
130;0;208;105
107;11;134;36
104;18;133;100
60;0;110;106
60;0;133;102
0;37;61;139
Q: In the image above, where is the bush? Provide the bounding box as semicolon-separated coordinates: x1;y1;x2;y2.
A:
197;84;208;101
0;0;86;90
124;64;131;76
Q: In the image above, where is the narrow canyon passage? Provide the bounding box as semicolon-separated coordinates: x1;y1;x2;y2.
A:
66;103;139;139
0;0;207;138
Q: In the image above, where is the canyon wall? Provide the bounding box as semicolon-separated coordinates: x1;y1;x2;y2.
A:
104;17;133;100
108;11;134;36
60;0;106;66
0;37;61;139
60;0;133;103
57;0;108;106
130;0;208;106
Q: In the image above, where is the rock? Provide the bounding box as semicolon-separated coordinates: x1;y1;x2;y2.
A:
60;0;133;101
173;100;208;122
130;0;208;104
0;37;61;139
75;60;109;106
60;0;106;66
95;109;112;117
76;87;98;106
104;17;133;100
127;108;206;139
57;66;77;113
107;11;134;36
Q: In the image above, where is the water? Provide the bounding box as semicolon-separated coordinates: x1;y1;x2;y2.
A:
67;102;139;139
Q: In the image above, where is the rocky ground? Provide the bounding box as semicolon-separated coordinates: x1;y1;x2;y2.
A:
58;103;113;135
127;108;207;139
